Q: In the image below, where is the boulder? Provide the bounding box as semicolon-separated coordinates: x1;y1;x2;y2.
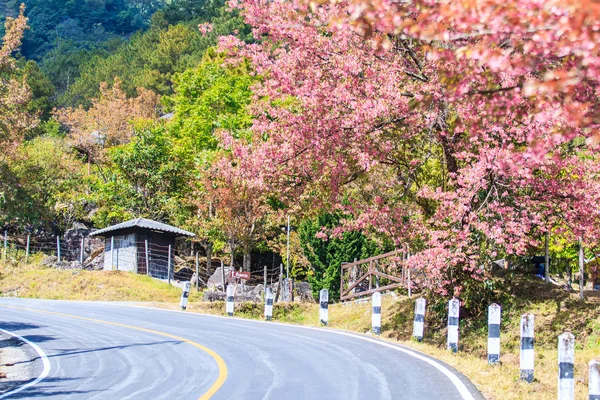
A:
41;256;58;267
84;251;104;271
207;266;236;290
203;291;226;302
294;281;314;303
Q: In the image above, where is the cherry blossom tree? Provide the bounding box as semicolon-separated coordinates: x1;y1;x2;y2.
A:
216;0;600;296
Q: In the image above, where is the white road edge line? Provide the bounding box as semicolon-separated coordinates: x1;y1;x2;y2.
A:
112;303;476;400
0;327;51;399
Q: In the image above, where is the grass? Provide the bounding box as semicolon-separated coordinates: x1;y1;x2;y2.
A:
0;261;203;303
1;261;599;399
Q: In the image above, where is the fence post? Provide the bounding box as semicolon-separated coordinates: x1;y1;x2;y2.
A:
264;265;267;298
590;358;600;400
57;236;61;262
264;287;273;321
372;292;382;335
488;303;501;364
25;235;30;264
195;251;199;291
180;281;191;310
558;332;575;400
447;297;460;352
319;289;329;326
110;236;114;270
79;237;84;265
3;231;6;260
413;297;426;341
221;260;225;291
407;250;412;298
167;244;172;285
520;313;535;382
145;240;149;276
275;263;283;303
226;285;234;316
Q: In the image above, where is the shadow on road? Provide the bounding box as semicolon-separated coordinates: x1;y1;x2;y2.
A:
3;376;102;398
0;322;46;333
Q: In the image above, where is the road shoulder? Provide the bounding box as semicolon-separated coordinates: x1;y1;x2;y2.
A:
0;330;47;397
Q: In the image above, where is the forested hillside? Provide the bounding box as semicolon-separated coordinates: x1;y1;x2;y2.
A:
1;0;600;310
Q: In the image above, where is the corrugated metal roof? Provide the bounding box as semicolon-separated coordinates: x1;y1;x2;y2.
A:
89;218;195;238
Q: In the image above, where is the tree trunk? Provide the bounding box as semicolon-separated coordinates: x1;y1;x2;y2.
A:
206;242;212;274
579;237;585;301
228;237;237;268
545;231;550;283
243;247;251;272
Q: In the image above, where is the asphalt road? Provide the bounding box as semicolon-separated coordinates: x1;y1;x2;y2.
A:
0;298;483;399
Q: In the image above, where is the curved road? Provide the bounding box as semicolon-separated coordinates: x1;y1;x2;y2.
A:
0;298;482;399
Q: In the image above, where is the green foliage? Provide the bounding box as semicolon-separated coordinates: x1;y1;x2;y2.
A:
61;2;251;107
89;126;191;227
169;50;256;155
18;60;55;126
1;135;86;231
299;213;385;302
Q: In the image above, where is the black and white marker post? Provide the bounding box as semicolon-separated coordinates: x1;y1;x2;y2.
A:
488;303;501;365
372;292;382;335
319;289;329;326
413;297;426;341
264;287;273;321
180;281;191;310
226;285;235;316
558;332;575;400
447;298;460;353
520;313;535;382
590;358;600;400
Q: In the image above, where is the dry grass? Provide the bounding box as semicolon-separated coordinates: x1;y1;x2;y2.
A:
0;262;202;303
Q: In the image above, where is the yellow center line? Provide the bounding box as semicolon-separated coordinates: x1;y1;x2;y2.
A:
0;304;228;400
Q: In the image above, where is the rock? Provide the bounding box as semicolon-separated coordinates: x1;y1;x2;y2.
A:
207;266;236;290
41;255;58;266
85;246;104;263
294;281;314;303
84;252;104;271
203;291;226;302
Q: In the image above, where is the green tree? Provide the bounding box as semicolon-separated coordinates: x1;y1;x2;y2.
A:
89;126;190;227
299;213;384;301
61;2;251;107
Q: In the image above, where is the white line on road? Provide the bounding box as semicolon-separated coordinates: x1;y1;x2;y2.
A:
0;327;51;399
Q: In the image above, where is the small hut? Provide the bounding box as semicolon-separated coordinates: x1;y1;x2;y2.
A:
89;218;194;280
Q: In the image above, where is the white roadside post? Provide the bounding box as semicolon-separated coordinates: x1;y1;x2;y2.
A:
226;285;235;316
520;313;535;382
319;289;329;326
590;358;600;400
264;287;274;321
180;281;191;310
372;292;382;335
80;237;85;265
558;332;575;400
447;298;460;352
488;303;501;364
413;297;426;341
56;236;61;262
